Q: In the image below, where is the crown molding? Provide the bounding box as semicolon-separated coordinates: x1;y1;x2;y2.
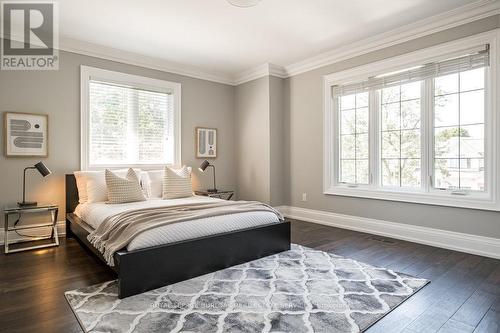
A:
233;63;287;85
4;29;236;85
284;0;500;78
60;37;236;85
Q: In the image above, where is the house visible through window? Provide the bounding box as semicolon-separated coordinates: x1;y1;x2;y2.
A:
81;66;181;169
324;32;498;210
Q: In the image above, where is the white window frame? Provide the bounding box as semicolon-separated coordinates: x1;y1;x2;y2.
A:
80;66;181;170
323;30;500;211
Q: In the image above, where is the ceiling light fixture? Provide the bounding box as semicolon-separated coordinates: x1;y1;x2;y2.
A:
227;0;261;8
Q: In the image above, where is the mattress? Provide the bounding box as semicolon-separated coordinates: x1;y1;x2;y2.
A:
74;196;280;251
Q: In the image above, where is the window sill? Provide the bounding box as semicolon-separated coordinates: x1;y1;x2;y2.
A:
324;186;499;211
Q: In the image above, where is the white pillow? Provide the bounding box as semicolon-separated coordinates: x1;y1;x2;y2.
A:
106;169;146;204
143;169;164;198
163;166;193;199
85;168;141;203
74;171;95;203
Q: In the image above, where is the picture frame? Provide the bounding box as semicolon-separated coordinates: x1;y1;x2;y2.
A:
196;127;217;158
4;112;49;157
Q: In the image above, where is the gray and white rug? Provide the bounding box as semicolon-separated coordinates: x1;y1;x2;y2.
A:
65;244;428;333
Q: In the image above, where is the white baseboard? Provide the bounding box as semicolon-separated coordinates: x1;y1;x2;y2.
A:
276;206;500;260
0;221;66;246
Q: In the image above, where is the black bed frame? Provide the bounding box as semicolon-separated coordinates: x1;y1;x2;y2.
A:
65;174;291;298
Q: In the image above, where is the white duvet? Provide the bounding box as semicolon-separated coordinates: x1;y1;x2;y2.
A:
74;196;279;251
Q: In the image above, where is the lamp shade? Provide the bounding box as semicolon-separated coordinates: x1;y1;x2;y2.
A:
199;160;210;172
34;161;51;177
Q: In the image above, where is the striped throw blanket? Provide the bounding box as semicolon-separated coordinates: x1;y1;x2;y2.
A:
88;200;283;266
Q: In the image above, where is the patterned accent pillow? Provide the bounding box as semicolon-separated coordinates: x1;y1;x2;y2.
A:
163;166;193;199
105;168;146;204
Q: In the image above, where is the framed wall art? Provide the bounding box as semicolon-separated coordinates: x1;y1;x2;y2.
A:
4;112;48;157
196;127;217;158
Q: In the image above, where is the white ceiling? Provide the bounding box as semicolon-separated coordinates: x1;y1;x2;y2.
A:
30;0;498;81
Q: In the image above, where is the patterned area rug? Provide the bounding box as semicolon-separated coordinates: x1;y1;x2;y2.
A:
65;244;428;333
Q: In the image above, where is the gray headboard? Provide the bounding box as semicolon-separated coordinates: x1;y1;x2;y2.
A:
65;174;79;214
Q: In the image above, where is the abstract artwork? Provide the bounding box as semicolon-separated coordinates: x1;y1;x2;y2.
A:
196;127;217;158
4;112;48;157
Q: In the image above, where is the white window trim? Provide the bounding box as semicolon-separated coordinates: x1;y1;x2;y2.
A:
323;30;500;211
80;65;182;170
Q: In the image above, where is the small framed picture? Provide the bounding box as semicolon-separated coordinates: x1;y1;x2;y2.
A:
4;112;48;157
196;127;217;158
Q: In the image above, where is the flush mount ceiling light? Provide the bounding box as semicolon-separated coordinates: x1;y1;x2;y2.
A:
227;0;261;8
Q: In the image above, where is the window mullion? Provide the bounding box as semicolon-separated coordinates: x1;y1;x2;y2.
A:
422;79;432;193
369;90;380;188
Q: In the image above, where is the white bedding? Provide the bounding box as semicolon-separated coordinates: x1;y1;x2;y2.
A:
74;196;280;251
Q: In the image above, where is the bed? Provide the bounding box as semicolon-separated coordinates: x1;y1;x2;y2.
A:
65;174;291;298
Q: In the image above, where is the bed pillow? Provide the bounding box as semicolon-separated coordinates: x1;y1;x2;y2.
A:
163;166;193;199
143;169;164;198
74;171;99;203
86;168;140;203
105;168;146;204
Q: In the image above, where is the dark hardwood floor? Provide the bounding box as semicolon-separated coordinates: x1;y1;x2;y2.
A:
0;220;498;333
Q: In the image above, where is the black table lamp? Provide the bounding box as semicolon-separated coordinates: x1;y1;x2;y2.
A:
199;160;217;193
18;161;51;207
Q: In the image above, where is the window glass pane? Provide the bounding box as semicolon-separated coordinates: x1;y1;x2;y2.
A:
89;83;130;164
435;73;458;95
341;109;356;134
460;90;484;125
401;130;420;158
401;81;420;101
401;99;420;129
356;92;369;108
381;86;400;104
381;132;400;158
433;68;485;191
460;68;484;91
340;94;355;110
340;160;355;183
435;94;459;127
341;135;355;159
459;124;484;158
356;107;369;133
435;127;459;158
434;158;459;189
381;103;400;131
356;134;369;159
356;160;369;184
88;81;174;166
459;158;484;191
380;82;422;188
382;159;400;187
401;159;421;187
338;92;370;184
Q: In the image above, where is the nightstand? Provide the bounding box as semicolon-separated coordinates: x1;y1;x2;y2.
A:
3;204;59;254
195;190;235;200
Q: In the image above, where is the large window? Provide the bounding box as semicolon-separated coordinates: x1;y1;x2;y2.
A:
81;66;181;170
324;32;499;210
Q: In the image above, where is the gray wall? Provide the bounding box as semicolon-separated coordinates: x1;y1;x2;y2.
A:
0;49;236;223
284;15;500;238
234;75;286;206
269;76;285;206
235;76;271;203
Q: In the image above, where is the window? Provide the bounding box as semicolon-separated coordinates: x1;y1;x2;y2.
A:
433;69;485;191
339;92;369;184
380;82;421;188
324;31;499;211
81;66;181;169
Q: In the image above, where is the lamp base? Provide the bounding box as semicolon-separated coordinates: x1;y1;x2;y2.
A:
18;201;37;207
207;189;218;193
